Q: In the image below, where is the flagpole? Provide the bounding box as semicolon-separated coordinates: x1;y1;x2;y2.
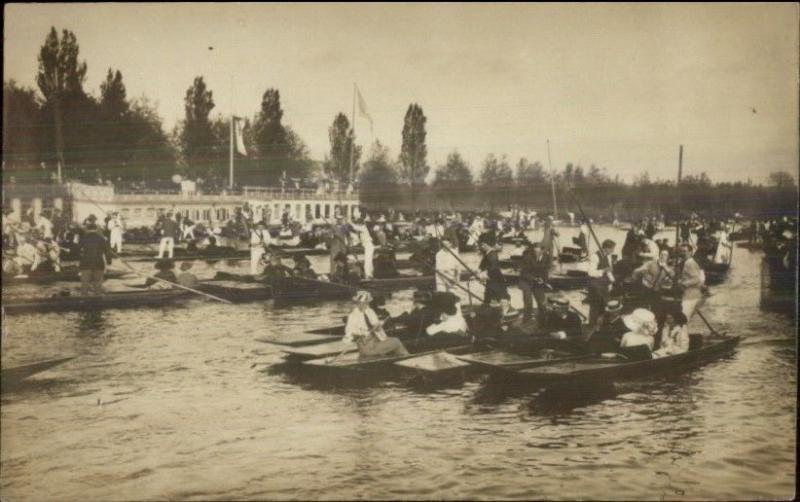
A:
229;76;235;190
350;82;356;186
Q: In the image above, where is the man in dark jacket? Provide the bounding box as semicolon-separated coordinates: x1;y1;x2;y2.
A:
79;214;113;296
479;236;507;304
518;241;550;322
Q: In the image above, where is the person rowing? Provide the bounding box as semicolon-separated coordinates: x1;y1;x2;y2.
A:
176;260;199;288
628;248;674;312
340;290;409;359
586;239;617;327
673;242;706;318
541;295;583;340
144;259;177;289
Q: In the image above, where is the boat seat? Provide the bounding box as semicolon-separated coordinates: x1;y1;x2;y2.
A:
618;345;653;361
689;334;704;351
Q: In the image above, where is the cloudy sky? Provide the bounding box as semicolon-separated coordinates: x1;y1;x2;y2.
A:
4;3;798;183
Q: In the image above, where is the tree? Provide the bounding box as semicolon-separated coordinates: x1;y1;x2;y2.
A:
3;81;43;172
178;76;217;180
480;154;514;211
514;158;548;208
96;68;131;179
99;68;128;118
253;88;289;161
399;103;429;203
125;96;176;182
359;140;400;208
768;171;796;188
433;151;473;209
36;27;88;177
326;112;361;184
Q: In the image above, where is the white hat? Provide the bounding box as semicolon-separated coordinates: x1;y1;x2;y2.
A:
623;308;656;332
353;290;373;303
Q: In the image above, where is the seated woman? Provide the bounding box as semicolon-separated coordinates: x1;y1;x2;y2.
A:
373;246;401;279
260;254;294;283
145;259;177;289
389;290;438;333
330;253;364;285
618;308;657;360
424;295;469;350
342;291;409;359
652;309;690;358
176;261;199;288
292;254;317;279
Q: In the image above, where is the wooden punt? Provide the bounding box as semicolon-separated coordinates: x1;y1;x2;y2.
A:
496;335;739;387
1;280;273;315
1;356;76;388
3;268;132;285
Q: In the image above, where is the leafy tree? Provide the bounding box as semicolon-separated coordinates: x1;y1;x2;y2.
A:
2;81;43;172
399;103;429;203
36;27;89;177
433;151;473;208
768;171;796;188
124;96;176;181
359;140;400;207
253;88;289;161
326;112;361;184
514;158;548;208
178;76;217;180
480;154;514;210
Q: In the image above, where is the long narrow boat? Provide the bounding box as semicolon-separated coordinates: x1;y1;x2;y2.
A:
491;335;739;388
3;268;132;286
2;280;273;315
1;356;76;388
456;349;592;374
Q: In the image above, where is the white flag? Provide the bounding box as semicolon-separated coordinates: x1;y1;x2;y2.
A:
357;88;374;134
234;117;247;156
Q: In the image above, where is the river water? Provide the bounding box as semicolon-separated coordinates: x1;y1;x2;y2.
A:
1;226;796;500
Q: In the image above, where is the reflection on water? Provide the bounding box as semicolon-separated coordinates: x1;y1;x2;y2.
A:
1;226;795;500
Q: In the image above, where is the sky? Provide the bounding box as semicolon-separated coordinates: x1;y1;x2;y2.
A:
4;3;798;184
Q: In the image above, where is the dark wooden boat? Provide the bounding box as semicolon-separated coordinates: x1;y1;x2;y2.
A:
216;273;435;300
2;280;273;315
3;268;131;286
493;335;739;387
760;257;796;313
703;262;730;286
1;356;76;388
456;349;592;374
302;344;473;373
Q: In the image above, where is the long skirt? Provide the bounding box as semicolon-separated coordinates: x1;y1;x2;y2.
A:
358;337;409;358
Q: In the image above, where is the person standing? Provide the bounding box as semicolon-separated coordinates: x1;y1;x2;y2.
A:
354;219;376;280
587;239;617;327
674;243;706;318
479;237;507;304
518;241;550;322
328;216;349;280
157;212;179;259
250;221;272;275
78;215;113;296
107;211;125;254
540;217;560;261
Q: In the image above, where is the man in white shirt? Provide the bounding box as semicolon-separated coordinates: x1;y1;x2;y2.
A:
639;236;660;263
250;221;272;275
107;212;125;253
354;220;375;279
435;238;462;292
343;291;409;358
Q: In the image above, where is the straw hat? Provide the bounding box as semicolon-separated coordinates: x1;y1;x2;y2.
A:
605;299;623;313
353;290;373;303
623;308;656;332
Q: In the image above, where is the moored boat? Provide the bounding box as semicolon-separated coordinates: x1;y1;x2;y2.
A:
487;334;739;388
1;356;76;389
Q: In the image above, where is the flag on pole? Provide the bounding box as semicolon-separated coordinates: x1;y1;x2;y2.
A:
356;88;374;135
233;116;247;155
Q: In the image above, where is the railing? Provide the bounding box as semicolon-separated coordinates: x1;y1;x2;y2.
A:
243;186;359;201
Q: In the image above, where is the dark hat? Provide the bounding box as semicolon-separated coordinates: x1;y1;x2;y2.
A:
413;290;433;303
85;214;98;223
180;261;194;271
155;258;175;270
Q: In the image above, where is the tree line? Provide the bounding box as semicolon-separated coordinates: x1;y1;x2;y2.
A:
3;27;797;220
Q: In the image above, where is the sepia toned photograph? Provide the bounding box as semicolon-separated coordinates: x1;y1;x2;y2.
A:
1;3;797;500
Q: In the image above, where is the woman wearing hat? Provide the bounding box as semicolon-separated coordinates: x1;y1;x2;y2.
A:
619;308;658;358
343;291;409;358
144;259;177;289
176;260;199;288
652;308;689;358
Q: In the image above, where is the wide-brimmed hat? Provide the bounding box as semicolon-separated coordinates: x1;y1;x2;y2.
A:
179;261;194;271
548;295;569;307
605;299;623;313
353;290;373;303
623;308;656;332
412;290;432;303
155;258;175;270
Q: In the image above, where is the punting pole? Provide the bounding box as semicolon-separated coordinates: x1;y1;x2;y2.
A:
675;145;683;246
547;139;557;220
71;185;233;304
